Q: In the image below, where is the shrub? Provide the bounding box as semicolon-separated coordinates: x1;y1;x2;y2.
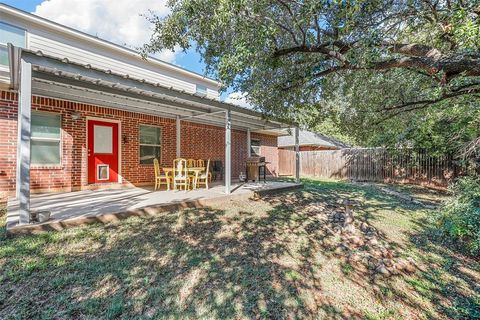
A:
436;176;480;256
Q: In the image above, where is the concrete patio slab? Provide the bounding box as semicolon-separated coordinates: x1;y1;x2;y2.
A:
6;181;302;235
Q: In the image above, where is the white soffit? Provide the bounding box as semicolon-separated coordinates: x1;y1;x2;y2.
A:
16;48;293;132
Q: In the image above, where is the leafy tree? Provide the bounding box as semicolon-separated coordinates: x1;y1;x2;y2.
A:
314;70;480;156
144;0;480;153
436;176;480;256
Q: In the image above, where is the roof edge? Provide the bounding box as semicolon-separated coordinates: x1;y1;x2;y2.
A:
0;3;222;87
19;47;293;129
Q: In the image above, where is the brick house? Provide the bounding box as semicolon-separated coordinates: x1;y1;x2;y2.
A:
0;4;297;225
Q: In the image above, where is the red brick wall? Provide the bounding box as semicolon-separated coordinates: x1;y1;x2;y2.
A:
0;91;18;193
252;132;279;177
0;90;279;193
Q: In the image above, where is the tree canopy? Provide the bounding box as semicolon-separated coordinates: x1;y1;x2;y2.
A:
144;0;480;154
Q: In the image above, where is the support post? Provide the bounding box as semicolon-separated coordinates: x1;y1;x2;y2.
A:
247;128;251;158
176;115;181;158
225;109;231;194
295;127;300;183
16;58;32;224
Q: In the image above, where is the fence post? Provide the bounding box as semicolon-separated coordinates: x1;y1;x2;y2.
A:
295;127;300;183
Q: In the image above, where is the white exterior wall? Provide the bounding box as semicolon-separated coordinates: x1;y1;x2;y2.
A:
0;6;221;99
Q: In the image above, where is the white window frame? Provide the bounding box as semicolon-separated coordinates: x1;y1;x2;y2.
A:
195;84;208;96
139;125;162;165
0;22;26;69
31;111;62;166
250;139;261;157
97;164;110;181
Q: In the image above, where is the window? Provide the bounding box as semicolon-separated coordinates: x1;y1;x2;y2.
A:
196;84;208;96
31;112;61;165
139;125;161;164
250;139;261;157
0;22;26;66
93;125;113;153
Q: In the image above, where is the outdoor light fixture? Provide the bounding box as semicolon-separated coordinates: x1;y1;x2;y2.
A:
71;111;81;120
123;135;129;144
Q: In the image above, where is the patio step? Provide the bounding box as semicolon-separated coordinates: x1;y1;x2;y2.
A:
6;182;303;236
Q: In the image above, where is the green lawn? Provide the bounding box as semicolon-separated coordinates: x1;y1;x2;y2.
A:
0;180;479;319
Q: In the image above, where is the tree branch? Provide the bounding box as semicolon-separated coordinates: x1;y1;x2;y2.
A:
380;87;480;112
386;43;443;59
274;43;480;80
273;44;349;64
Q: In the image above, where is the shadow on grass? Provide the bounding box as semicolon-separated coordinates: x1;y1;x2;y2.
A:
0;203;360;319
300;179;479;319
260;179;479;319
0;179;478;319
407;218;480;319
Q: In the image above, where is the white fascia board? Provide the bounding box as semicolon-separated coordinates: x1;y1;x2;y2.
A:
0;3;222;89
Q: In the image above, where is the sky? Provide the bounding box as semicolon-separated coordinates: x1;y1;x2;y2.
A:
3;0;249;106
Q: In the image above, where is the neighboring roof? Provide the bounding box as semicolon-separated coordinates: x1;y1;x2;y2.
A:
0;3;220;87
278;130;348;148
12;47;292;134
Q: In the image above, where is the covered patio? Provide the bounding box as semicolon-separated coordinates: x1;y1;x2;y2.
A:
7;44;302;230
6;180;302;234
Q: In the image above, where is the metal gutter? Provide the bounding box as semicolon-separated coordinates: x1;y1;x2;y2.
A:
0;3;221;87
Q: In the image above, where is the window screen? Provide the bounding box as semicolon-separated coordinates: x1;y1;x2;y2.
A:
31;112;61;165
139;125;161;164
0;22;26;66
251;139;261;157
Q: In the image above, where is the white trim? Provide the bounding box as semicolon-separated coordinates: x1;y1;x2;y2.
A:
0;21;27;70
176;116;181;158
0;3;221;88
30;136;61;141
17;57;32;224
86;116;122;184
30;110;62;167
247;129;251;158
0;21;27;46
225;109;231;194
97;164;110;180
250;138;261;157
139;124;162;165
139;143;161;147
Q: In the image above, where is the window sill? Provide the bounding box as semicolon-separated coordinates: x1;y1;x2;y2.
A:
31;165;63;170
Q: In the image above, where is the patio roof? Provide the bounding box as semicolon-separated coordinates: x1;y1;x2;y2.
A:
10;47;292;132
8;44;301;225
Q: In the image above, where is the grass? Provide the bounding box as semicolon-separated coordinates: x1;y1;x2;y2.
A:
0;179;479;319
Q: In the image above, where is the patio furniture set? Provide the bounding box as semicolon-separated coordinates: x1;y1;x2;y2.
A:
154;158;212;191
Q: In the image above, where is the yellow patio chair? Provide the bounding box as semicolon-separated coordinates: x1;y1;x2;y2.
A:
197;159;211;189
173;158;191;191
185;159;197;187
196;159;205;167
186;159;196;167
154;158;171;190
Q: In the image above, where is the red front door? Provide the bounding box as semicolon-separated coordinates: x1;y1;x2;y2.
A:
88;120;119;184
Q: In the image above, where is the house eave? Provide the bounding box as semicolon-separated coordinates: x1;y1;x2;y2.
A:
10;47;293;133
0;3;221;88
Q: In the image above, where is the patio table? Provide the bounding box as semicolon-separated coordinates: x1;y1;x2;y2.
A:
162;167;205;190
187;167;205;189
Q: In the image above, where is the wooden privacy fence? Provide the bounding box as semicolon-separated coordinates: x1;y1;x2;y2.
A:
278;149;296;176
278;148;463;188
